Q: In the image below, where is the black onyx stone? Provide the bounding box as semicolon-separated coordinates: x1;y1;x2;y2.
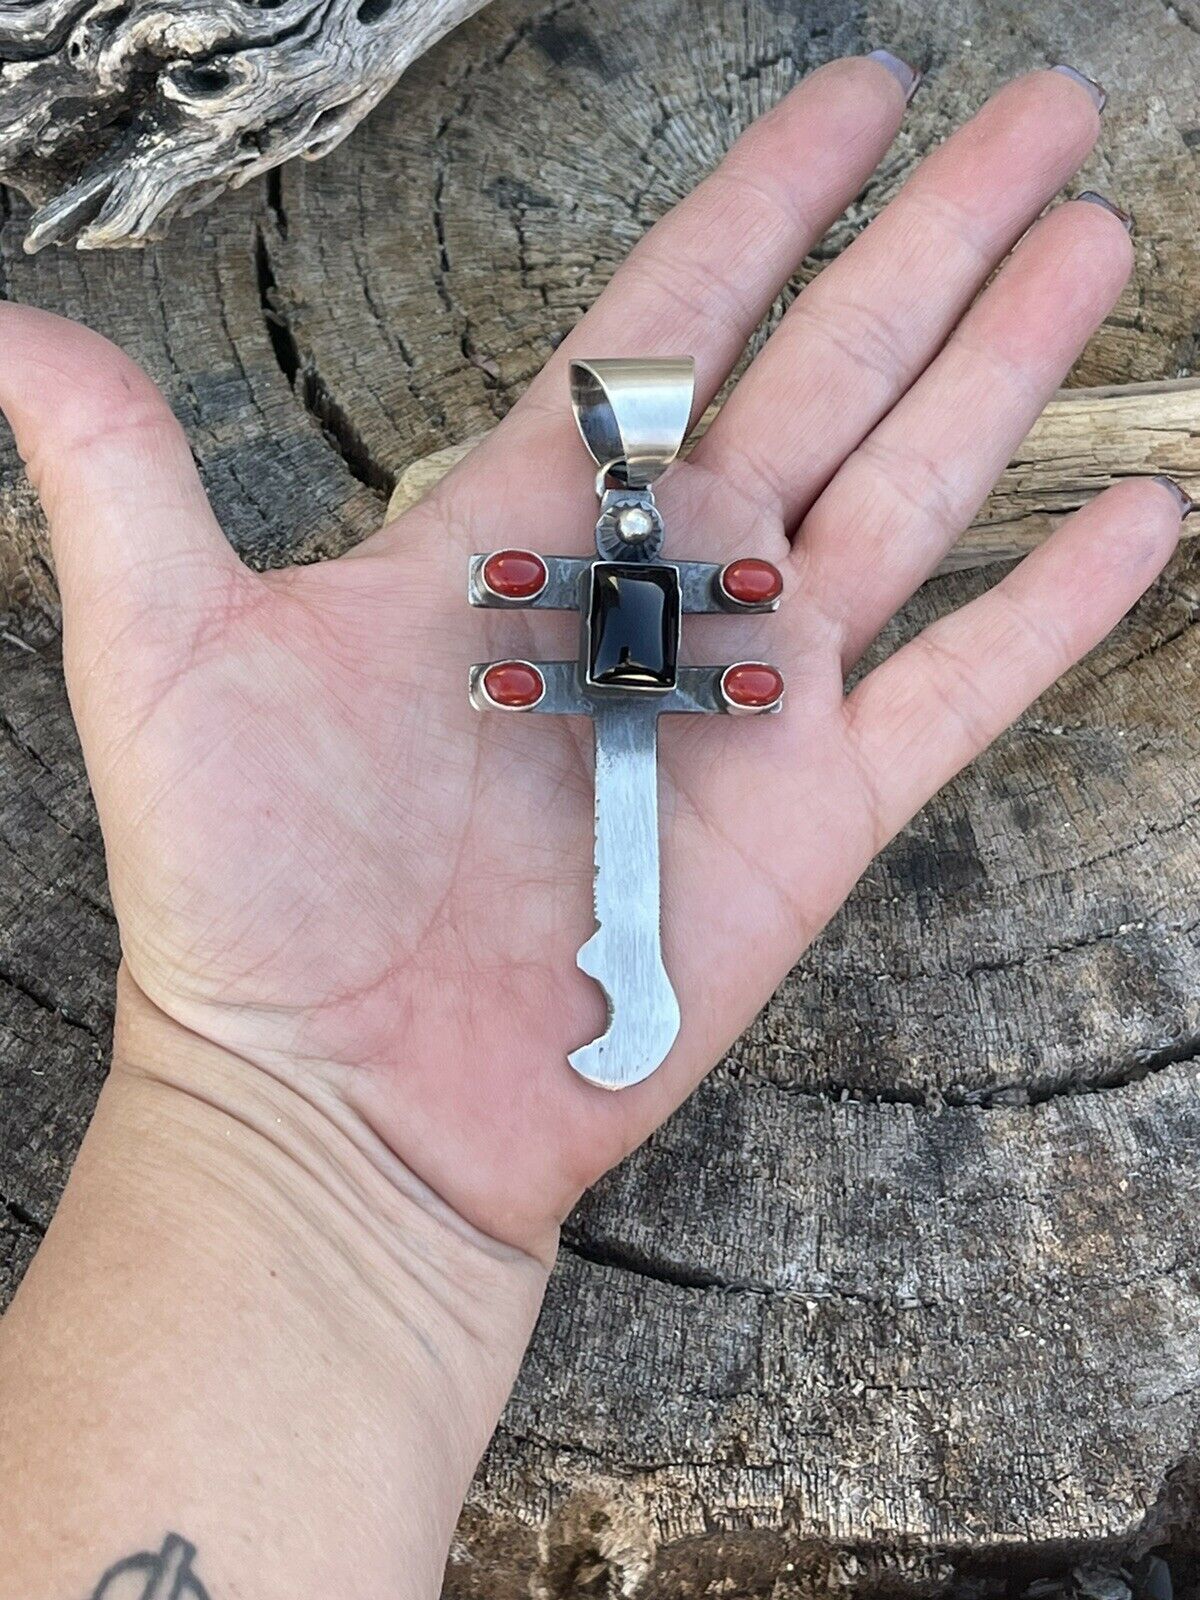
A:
585;563;680;692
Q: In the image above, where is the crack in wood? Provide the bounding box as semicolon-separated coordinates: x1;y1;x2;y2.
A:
731;1024;1200;1110
0;1191;46;1238
560;1228;966;1308
430;135;509;416
561;1206;1200;1307
253;211;393;498
0;964;104;1041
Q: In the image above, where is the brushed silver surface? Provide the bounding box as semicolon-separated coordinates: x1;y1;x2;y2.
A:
568;357;695;490
568;700;681;1089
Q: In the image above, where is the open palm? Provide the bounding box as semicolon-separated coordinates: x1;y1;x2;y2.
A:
2;57;1181;1255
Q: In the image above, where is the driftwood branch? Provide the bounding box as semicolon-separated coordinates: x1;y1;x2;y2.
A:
386;378;1200;573
0;0;492;251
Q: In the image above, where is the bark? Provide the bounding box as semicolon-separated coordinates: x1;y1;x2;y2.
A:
2;0;1200;1594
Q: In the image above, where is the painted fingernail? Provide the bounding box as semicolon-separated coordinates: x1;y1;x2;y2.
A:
867;49;922;105
1076;191;1134;232
1052;64;1107;112
1152;475;1196;518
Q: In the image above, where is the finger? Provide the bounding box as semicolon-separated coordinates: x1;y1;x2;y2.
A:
0;304;247;637
519;53;915;419
799;194;1133;668
362;53;915;560
841;477;1186;852
691;66;1105;529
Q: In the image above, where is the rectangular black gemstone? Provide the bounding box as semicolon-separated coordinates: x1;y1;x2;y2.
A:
585;563;680;692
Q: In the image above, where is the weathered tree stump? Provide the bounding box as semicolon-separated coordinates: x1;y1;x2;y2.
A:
3;1;1200;1595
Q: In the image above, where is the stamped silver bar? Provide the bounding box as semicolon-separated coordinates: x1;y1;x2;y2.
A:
469;555;780;615
469;662;781;716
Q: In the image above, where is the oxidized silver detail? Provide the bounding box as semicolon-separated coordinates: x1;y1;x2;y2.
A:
595;488;665;562
469;662;780;717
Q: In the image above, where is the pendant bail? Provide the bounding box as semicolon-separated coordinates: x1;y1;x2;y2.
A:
569;357;695;492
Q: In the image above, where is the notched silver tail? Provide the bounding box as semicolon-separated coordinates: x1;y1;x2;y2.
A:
569;927;680;1089
566;700;679;1089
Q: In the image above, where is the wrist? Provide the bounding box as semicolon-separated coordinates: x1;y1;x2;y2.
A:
0;975;550;1597
112;975;551;1433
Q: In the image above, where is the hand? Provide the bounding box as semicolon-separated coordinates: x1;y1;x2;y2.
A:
1;56;1181;1260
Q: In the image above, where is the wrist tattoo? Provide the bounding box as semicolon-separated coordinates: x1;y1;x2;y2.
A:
89;1533;209;1599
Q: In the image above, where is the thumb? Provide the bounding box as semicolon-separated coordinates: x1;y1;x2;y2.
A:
0;304;249;696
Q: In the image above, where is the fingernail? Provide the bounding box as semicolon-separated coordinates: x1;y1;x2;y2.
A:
867;49;922;105
1052;63;1107;112
1152;475;1196;518
1076;190;1134;232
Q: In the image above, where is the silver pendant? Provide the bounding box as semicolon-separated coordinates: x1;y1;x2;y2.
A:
469;358;784;1090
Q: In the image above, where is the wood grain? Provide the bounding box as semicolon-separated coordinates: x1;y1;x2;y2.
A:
2;0;1200;1592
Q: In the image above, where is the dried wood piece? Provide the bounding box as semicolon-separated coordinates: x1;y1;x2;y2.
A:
386;380;1200;572
0;0;493;251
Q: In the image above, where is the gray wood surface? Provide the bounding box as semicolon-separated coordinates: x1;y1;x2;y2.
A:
2;1;1200;1594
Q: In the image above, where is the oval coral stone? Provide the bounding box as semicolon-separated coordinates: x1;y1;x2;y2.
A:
721;662;784;709
482;661;545;709
482;549;548;600
720;558;783;606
